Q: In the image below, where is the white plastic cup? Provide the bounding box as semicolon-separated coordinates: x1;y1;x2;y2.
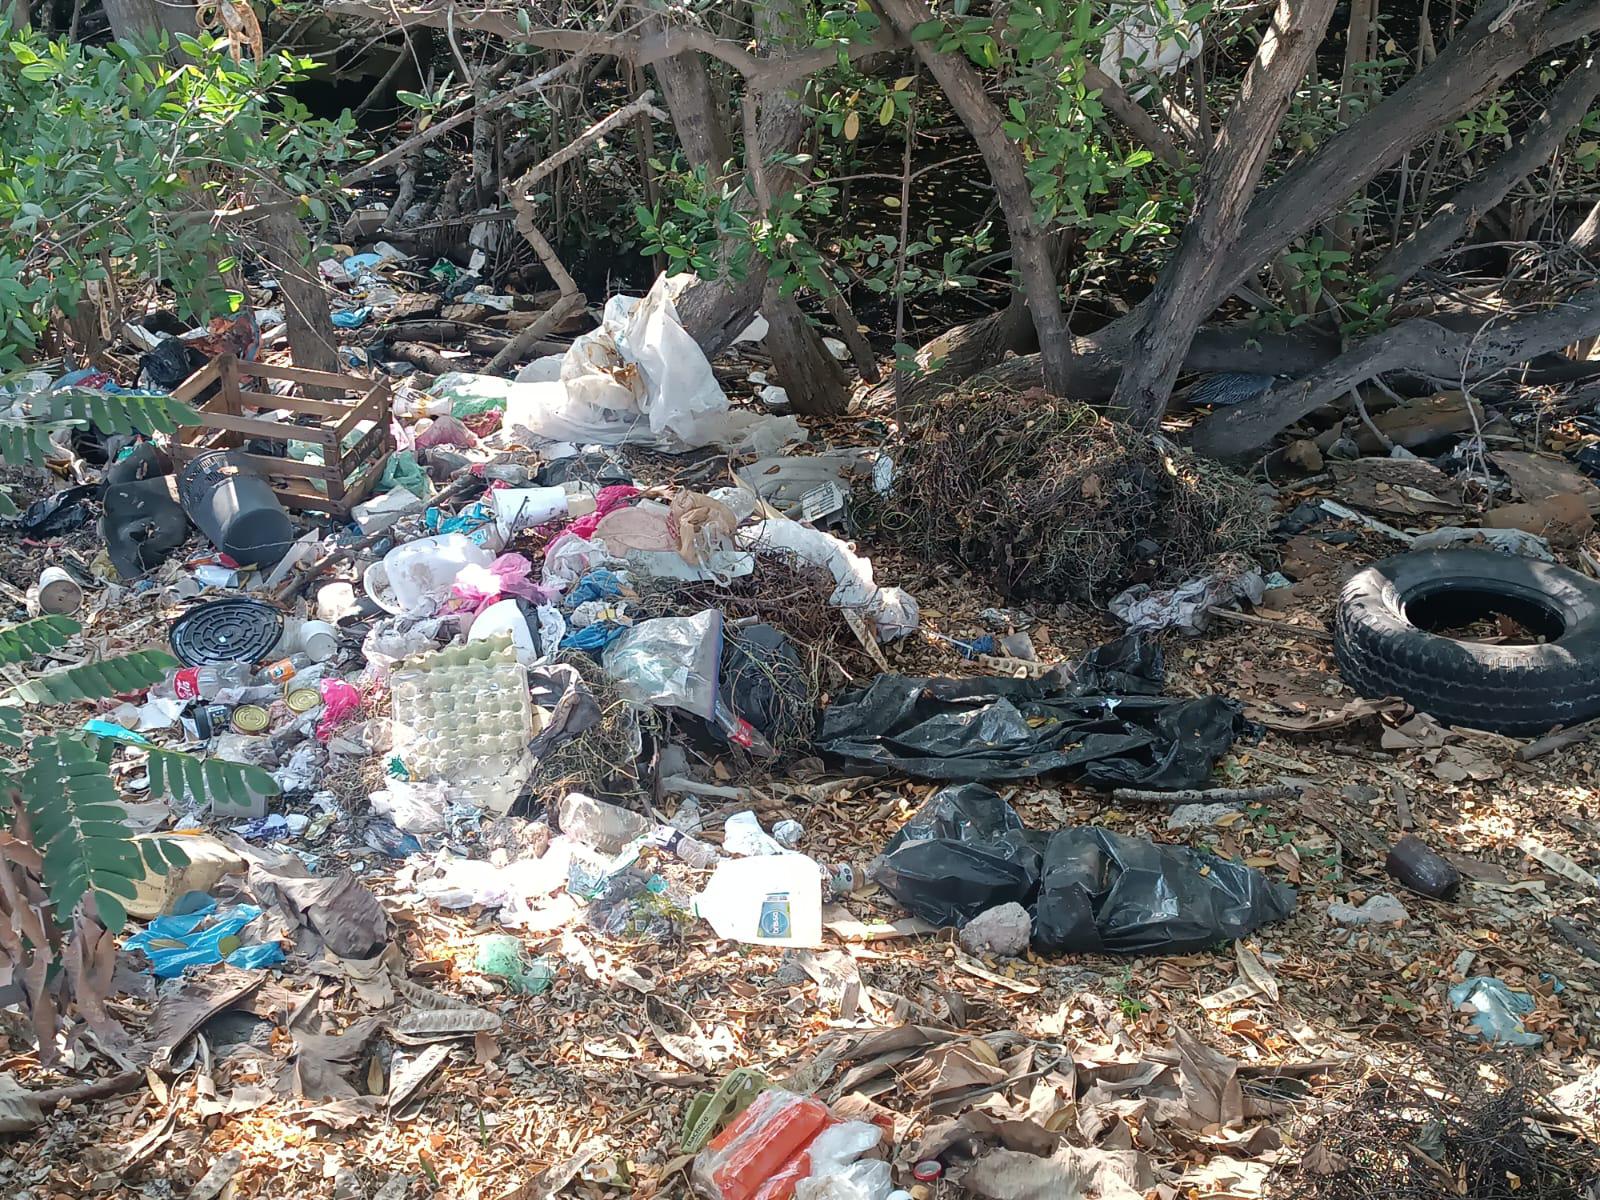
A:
297;620;340;662
29;566;82;615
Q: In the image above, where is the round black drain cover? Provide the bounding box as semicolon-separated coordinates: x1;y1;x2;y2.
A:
170;599;284;666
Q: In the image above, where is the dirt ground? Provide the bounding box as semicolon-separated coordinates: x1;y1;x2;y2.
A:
0;408;1596;1200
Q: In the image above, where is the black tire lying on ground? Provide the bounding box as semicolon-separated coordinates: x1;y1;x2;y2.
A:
1334;548;1600;735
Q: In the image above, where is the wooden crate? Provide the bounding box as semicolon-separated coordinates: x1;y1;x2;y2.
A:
169;355;394;517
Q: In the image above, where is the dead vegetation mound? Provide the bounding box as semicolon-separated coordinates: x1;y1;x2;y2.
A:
878;385;1269;602
1269;1060;1598;1200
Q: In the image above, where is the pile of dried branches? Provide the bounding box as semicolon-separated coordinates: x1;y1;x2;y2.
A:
878;385;1269;602
530;651;652;802
1269;1058;1599;1200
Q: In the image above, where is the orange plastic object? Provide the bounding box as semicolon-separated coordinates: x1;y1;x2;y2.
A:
705;1092;833;1200
750;1150;813;1200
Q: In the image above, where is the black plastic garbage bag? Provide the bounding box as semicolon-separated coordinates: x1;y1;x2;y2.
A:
875;829;1043;926
883;783;1025;854
815;672;1240;788
1058;634;1165;697
139;337;207;391
12;484;96;537
1033;827;1296;954
721;623;811;746
101;477;191;578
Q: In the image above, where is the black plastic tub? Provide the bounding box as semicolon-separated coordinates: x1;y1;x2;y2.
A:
177;450;295;567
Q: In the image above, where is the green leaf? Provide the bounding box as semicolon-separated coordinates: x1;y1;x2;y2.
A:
395;89;429;108
0;615;80;666
11;649;175;705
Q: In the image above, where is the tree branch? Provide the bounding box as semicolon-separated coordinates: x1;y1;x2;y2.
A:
873;0;1075;394
326;1;899;90
1373;53;1600;298
1191;284;1600;457
1111;0;1339;426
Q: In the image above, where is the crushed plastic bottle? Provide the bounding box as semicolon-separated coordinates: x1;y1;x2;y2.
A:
152;661;252;702
648;825;720;868
257;653;312;685
559;791;649;855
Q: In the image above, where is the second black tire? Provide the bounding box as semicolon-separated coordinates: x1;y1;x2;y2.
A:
1334;548;1600;735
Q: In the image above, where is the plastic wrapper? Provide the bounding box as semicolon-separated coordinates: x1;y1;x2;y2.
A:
738;518;918;641
1448;976;1543;1046
542;534;611;593
123;899;285;977
316;678;363;743
603;609;723;718
815;637;1239;788
1032;827;1296;954
692;1089;873;1200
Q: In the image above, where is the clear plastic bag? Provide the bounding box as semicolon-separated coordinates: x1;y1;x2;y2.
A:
691;1089;835;1200
603;609;723;718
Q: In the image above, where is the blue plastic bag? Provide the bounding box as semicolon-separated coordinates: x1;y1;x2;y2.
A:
124;899;285;978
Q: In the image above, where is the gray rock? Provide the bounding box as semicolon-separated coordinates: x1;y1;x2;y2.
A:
959;902;1032;958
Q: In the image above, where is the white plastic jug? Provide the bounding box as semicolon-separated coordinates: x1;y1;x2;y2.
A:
694;855;823;948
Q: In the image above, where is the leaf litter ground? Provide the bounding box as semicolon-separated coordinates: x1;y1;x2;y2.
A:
0;432;1596;1200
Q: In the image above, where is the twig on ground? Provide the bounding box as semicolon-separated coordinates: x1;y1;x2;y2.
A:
1111;783;1300;805
1206;605;1334;642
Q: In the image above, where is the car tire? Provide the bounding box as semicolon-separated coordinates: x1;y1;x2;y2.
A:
1334;548;1600;735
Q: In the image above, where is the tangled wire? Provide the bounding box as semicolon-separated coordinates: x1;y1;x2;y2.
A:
875;384;1269;603
1268;1056;1598;1200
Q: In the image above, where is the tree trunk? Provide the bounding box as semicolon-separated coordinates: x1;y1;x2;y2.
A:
1569;198;1600;255
873;0;1074;396
1191;284;1600;458
963;0;1600;400
260;205;339;379
1374;54;1600;297
763;283;848;414
102;0;196;47
1111;0;1338;427
643;2;848;415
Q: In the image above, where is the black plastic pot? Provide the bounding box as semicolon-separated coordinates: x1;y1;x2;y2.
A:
177;450;294;568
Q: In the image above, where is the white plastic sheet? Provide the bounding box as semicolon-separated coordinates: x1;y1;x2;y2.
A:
431;273;806;454
738;518;920;641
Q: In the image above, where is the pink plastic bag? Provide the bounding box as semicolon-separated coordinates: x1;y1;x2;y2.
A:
316;678;363;742
415;414;480;450
451;553;553;615
568;485;640;540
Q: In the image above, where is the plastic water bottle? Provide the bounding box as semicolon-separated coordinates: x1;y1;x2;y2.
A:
694;856;823;947
558;792;649;855
648;825;719;868
151;661;252;702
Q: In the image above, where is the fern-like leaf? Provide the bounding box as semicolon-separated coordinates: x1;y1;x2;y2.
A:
22;733;147;931
43;389;202;436
143;745;280;809
0;418;64;466
0;705;21;749
0;488;16;517
11;648;175;704
0;616;80;666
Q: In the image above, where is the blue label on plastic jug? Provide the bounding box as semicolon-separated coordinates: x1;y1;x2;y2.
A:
757;892;792;939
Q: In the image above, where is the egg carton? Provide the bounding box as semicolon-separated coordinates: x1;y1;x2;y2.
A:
389;634;537;814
